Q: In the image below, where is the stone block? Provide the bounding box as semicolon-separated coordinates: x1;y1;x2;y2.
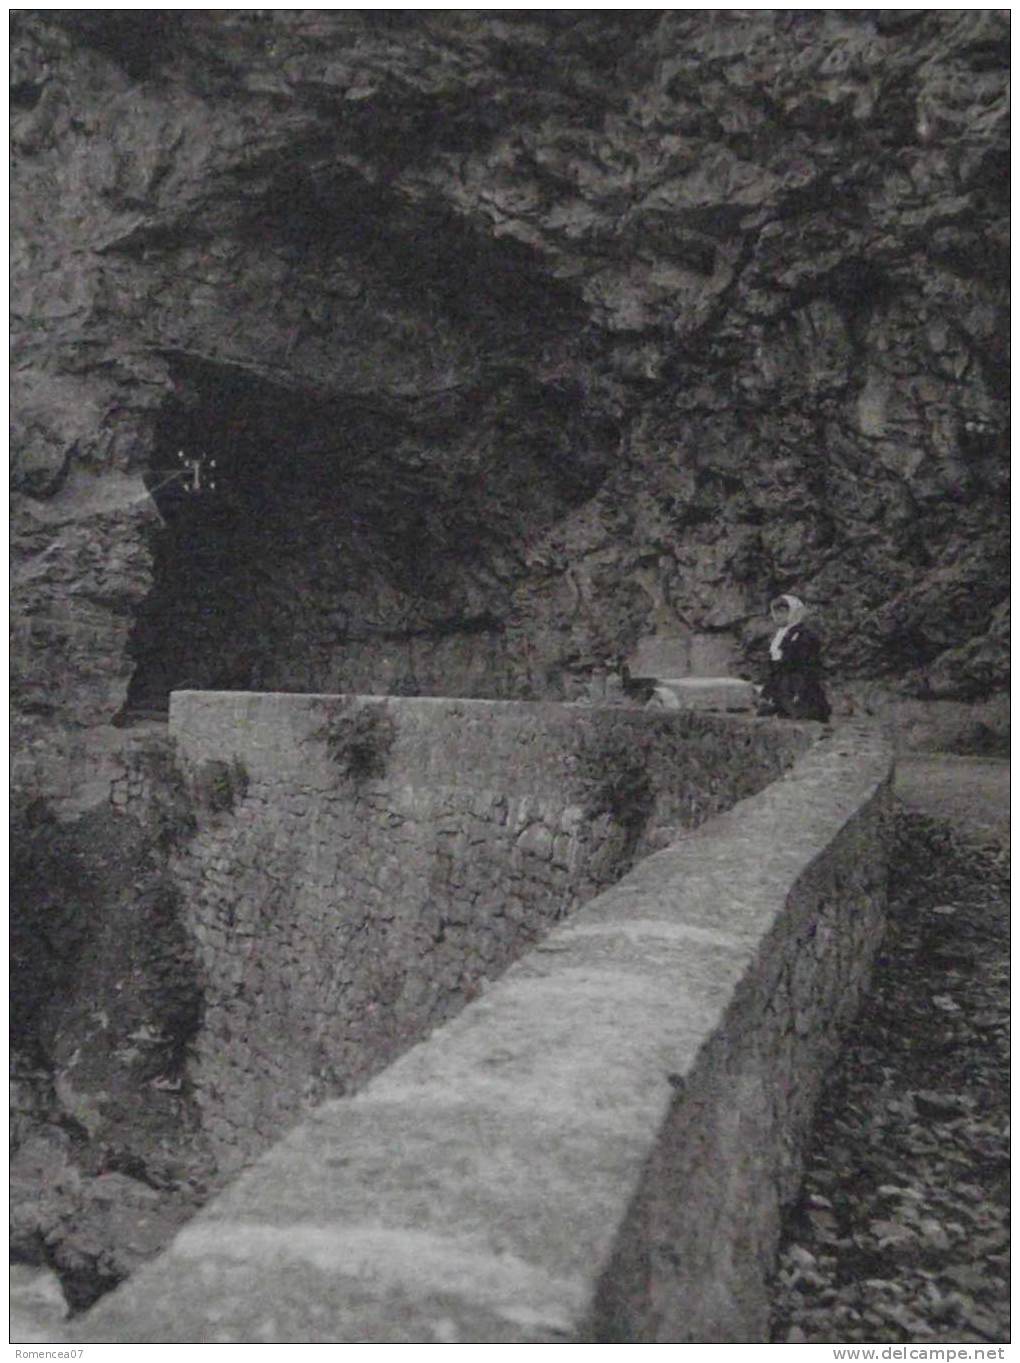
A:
626;632;738;680
647;678;756;712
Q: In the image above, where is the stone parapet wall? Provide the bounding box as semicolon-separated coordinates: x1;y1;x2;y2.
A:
167;691;811;1168
78;723;892;1343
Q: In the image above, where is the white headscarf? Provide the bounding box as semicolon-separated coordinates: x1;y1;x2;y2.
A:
769;594;806;660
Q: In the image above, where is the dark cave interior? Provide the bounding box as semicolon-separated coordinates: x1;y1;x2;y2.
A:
123;351;617;710
126;359;375;708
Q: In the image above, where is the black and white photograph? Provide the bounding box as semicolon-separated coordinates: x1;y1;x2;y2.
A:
10;7;1009;1351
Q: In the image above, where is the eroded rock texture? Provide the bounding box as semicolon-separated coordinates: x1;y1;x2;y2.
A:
11;9;1009;793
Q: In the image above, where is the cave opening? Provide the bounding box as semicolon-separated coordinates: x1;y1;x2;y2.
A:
123;358;394;715
121;357;539;716
120;338;619;718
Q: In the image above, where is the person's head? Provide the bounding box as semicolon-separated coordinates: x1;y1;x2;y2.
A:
769;594;806;626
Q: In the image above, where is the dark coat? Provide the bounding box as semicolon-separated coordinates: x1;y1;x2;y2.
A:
758;623;831;722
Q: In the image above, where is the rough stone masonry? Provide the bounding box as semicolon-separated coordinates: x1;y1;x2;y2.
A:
166;692;811;1171
77;715;892;1343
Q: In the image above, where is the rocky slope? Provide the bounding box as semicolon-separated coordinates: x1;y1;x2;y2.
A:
12;12;1009;790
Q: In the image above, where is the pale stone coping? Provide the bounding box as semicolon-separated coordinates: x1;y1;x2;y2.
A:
647;677;756;712
166;687;808;793
77;721;891;1344
654;676;752;688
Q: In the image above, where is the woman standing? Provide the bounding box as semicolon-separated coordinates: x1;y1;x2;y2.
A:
758;594;831;722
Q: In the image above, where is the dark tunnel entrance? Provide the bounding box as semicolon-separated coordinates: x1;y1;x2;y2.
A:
122;357;385;715
120;357;505;716
119;349;619;719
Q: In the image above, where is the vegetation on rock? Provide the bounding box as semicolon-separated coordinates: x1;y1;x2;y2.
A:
191;756;250;814
315;699;397;783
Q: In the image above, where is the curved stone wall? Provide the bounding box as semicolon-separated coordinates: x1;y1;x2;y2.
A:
77;713;891;1343
166;691;810;1169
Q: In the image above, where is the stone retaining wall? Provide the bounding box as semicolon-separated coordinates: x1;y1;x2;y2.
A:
78;714;892;1343
166;692;810;1169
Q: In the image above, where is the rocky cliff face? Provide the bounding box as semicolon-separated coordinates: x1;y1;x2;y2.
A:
12;9;1009;795
7;10;1010;1314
